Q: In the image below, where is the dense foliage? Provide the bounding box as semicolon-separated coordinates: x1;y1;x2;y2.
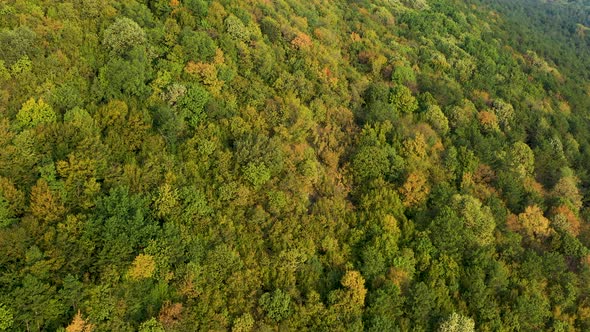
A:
1;0;590;331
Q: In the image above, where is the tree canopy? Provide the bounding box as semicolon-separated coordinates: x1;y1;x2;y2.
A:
1;0;590;330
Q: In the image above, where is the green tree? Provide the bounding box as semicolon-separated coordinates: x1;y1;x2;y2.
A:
13;275;64;331
259;289;292;322
351;145;391;182
84;187;159;269
392;64;416;86
181;30;217;62
365;283;405;332
409;282;435;330
185;0;209;18
424;104;450;134
0;26;37;65
363;82;394;123
390;84;418;114
96;47;152;99
260;17;282;42
176;83;209;127
491;99;514;131
242;162;271;188
0;196;15;227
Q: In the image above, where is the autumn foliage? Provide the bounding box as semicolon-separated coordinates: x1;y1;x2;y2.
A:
2;0;590;331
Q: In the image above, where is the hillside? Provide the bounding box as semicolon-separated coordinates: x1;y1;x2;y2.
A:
1;0;590;331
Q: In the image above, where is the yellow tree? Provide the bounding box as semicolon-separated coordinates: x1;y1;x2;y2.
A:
400;171;430;207
65;311;94;332
328;270;367;329
510;205;552;239
477;110;499;133
30;179;65;224
127;254;156;281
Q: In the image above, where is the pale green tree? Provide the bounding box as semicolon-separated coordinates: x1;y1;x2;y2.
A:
424;104;450;134
438;312;475;332
103;17;146;55
452;195;495;246
506;142;535;178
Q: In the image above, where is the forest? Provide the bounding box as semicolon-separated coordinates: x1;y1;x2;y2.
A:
1;0;590;331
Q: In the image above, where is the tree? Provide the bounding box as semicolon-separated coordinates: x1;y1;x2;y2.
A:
508;205;551;239
138;318;164;332
364;283;405;332
158;302;183;330
181;30;217;62
491;99;514;131
512;283;551;330
0;196;14;228
184;60;224;96
176;83;209;127
447;100;476;130
438;312;475;332
154;183;179;220
392;64;416;86
390;84;418;114
363;82;395;123
66;311;94;332
13;275;64;331
16;98;57;130
0;177;24;227
103;17;146;55
0;26;37;65
225;15;249;41
506;142;535;179
551;205;580;237
260;17;282;42
242;162;271;188
409;282;435;329
185;0;209;18
0;304;13;331
477;110;499;133
424;104;450;134
96;47;152;99
30;179;65;224
552;171;583;212
452;194;496;247
327;270;367;330
292;32;312;50
259;289;292;322
85;187;159;269
127;254;156;281
400;171;430;207
341;271;367;307
232;313;254;332
351;145;391;182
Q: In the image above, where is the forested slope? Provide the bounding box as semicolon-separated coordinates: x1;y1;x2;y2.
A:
1;0;590;331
